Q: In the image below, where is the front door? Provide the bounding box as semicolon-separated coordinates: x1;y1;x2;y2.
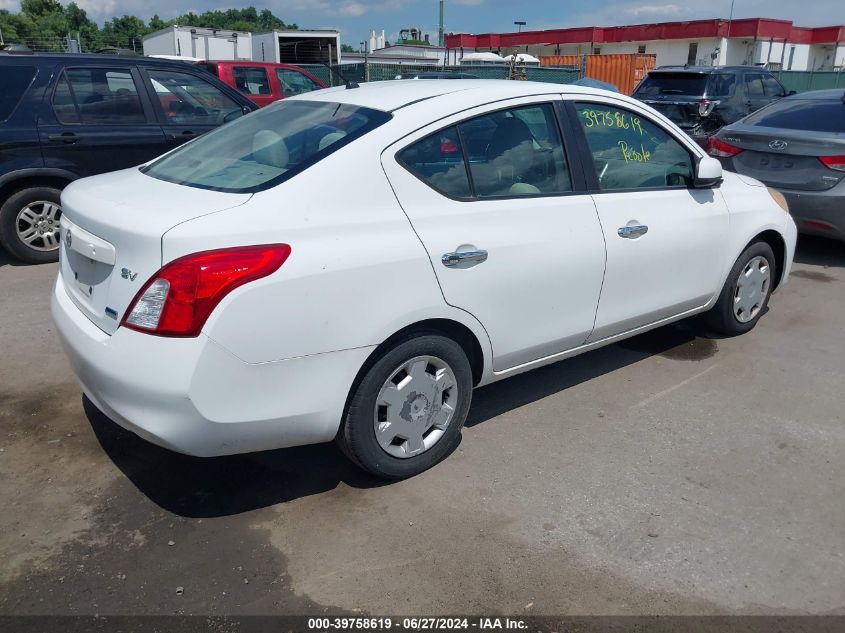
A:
568;99;730;341
383;98;607;372
38;66;167;177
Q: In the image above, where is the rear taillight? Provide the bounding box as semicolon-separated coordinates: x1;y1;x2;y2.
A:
698;98;718;116
818;155;845;172
705;136;743;158
440;137;459;154
122;244;291;337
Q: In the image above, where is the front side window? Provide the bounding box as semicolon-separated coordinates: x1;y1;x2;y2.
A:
142;100;391;192
761;74;786;98
276;68;321;97
148;69;243;125
233;67;271;96
55;68;145;125
575;103;694;190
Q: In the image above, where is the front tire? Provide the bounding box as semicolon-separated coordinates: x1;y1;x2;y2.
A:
338;334;473;479
704;241;776;336
0;186;63;264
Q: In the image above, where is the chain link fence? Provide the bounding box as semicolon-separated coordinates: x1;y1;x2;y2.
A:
299;63;581;87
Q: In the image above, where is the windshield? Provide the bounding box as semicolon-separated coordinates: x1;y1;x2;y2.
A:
142;100;392;193
744;98;845;133
634;73;709;98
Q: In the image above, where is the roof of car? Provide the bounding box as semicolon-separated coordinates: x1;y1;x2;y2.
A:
204;60;313;70
650;66;765;74
0;52;210;68
289;79;612;112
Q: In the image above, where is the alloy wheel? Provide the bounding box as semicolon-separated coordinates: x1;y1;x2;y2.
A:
16;201;61;252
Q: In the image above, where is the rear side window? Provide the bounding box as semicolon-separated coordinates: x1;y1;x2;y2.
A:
459;104;571;197
575;103;694;190
0;65;36;122
276;68;321;97
746;74;765;98
233;67;271;96
54;68;145;125
634;73;708;97
707;73;737;97
142;100;392;192
744;98;845;133
398;126;471;199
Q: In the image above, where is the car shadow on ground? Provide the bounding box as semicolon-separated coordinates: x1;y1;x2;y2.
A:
86;321;711;519
794;235;844;268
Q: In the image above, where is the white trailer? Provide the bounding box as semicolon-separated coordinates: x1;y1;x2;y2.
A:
142;26;253;61
252;30;341;65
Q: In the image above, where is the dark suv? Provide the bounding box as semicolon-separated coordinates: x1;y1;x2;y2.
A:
0;53;257;263
632;66;790;145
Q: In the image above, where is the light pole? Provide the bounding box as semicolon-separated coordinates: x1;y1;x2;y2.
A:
514;21;526;33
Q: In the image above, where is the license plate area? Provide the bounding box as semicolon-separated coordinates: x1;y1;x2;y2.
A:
759;155;794;170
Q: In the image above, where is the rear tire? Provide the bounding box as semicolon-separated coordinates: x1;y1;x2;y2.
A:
0;186;63;264
703;241;776;336
337;333;473;479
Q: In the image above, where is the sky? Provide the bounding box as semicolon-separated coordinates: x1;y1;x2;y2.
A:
2;0;843;45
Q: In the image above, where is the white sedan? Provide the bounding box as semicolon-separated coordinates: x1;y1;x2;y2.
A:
52;80;797;478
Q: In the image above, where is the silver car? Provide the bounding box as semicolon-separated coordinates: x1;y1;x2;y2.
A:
706;89;845;241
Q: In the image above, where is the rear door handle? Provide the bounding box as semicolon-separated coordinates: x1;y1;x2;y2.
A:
618;224;649;239
168;130;199;140
441;249;488;267
48;133;79;144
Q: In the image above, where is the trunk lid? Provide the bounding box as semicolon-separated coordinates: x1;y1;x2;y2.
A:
641;97;703;131
721;125;845;191
59;167;251;335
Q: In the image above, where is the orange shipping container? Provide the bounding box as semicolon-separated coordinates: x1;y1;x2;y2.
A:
539;53;656;95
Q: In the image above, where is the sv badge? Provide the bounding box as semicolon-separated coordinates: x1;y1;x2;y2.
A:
121;267;138;281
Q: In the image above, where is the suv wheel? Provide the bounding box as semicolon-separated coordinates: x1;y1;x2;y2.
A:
0;186;63;264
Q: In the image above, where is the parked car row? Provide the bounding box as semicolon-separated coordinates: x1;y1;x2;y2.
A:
0;53;327;264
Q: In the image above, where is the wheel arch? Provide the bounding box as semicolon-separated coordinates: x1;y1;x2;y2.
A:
0;169;77;205
746;229;787;290
338;317;488;440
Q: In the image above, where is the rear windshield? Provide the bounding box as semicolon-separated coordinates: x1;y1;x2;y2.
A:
744;98;845;133
0;65;37;122
142;100;392;192
634;73;708;97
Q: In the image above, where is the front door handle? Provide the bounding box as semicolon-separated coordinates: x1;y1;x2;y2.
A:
441;249;488;267
618;224;649;239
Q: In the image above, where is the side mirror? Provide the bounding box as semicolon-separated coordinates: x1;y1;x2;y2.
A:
787;90;797;96
695;156;723;188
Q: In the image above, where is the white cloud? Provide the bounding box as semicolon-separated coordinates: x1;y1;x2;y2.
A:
622;4;687;18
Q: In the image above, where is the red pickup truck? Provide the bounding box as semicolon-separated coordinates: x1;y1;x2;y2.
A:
197;61;326;107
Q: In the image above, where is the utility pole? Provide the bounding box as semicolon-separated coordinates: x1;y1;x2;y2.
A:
438;0;444;48
514;21;526;33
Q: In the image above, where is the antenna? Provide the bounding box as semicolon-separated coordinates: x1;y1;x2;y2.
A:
322;61;359;89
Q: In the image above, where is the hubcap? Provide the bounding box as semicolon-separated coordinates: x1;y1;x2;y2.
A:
733;255;771;323
373;355;458;459
16;201;62;252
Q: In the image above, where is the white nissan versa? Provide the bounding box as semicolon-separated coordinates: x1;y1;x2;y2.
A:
52;80;796;478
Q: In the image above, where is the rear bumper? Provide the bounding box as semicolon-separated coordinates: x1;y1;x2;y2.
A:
780;187;845;242
51;278;374;457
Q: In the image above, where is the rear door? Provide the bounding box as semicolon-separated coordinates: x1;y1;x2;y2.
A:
382;97;607;372
743;72;769;114
38;65;167;177
568;97;730;340
141;67;248;150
